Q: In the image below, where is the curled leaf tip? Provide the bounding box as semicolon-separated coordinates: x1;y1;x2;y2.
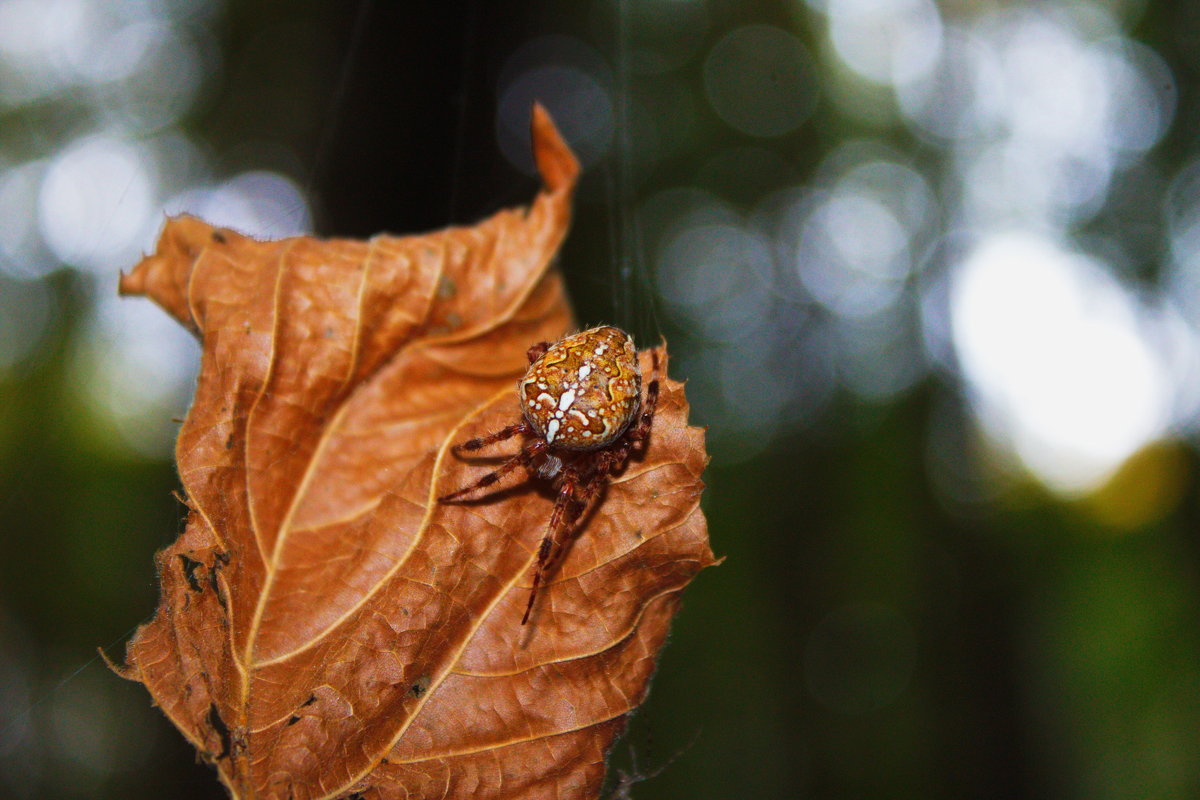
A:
532;102;581;194
97;644;138;681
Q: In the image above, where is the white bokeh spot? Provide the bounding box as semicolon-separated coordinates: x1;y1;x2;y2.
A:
951;232;1170;493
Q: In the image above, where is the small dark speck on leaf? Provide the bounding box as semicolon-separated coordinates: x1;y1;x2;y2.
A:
301;693;317;707
408;674;432;699
436;274;456;299
225;433;234;450
286;715;300;726
211;230;226;243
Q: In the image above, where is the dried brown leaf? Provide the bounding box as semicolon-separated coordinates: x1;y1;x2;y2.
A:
116;107;715;800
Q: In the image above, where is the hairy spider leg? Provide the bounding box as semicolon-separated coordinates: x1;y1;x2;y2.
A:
629;350;660;448
522;461;588;625
450;421;533;457
526;341;552;364
438;438;548;503
522;454;622;625
560;450;622;534
520;432;635;625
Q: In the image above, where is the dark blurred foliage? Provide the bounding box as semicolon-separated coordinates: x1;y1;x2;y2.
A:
4;1;1200;798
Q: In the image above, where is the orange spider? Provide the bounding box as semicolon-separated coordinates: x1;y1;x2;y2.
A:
437;325;660;624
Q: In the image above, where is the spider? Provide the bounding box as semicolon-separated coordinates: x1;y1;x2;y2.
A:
437;325;660;625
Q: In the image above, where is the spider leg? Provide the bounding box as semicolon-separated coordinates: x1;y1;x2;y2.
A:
564;457;616;527
438;438;547;503
522;462;591;625
521;458;618;625
450;421;533;457
627;349;660;449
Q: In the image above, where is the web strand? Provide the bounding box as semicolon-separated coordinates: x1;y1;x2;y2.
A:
610;0;662;346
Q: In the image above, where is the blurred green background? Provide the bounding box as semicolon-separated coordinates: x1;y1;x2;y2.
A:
3;0;1200;797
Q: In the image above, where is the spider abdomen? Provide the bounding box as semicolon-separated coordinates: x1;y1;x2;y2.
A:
519;325;642;451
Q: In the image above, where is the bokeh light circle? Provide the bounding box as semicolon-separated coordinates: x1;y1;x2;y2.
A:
656;222;774;343
496;36;615;174
796;190;911;318
951;232;1170;493
498;65;613;175
0;161;52;280
165;170;311;239
703;24;816;137
827;0;943;86
897;27;1005;143
37;134;155;274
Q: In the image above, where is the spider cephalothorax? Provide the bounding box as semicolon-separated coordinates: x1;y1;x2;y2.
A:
437;325;659;624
